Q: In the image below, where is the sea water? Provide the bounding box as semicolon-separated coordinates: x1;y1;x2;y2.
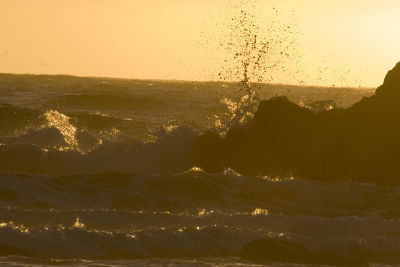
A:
2;74;396;266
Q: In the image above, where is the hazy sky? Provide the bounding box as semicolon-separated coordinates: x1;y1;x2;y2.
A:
1;0;400;87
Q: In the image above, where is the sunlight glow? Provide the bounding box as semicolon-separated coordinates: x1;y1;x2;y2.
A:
1;0;399;86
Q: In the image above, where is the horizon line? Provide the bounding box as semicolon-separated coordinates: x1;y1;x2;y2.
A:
0;72;375;90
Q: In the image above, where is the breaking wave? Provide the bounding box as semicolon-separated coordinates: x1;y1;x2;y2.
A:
1;188;400;262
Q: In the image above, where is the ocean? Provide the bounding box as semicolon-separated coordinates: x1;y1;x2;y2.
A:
2;73;398;266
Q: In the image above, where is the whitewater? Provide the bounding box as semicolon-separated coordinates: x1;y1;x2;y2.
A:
1;73;398;266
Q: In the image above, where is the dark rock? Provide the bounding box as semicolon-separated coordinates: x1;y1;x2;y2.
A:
0;244;36;257
196;62;400;186
376;62;400;97
241;238;366;266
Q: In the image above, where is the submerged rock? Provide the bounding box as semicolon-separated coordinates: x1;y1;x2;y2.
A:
241;238;366;266
0;244;36;257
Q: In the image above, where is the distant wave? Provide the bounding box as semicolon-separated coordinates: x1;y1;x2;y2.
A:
0;104;44;136
52;94;173;111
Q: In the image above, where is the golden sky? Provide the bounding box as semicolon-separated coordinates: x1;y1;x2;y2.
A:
1;0;399;87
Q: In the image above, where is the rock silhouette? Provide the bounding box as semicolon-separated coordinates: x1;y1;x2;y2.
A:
196;62;400;186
